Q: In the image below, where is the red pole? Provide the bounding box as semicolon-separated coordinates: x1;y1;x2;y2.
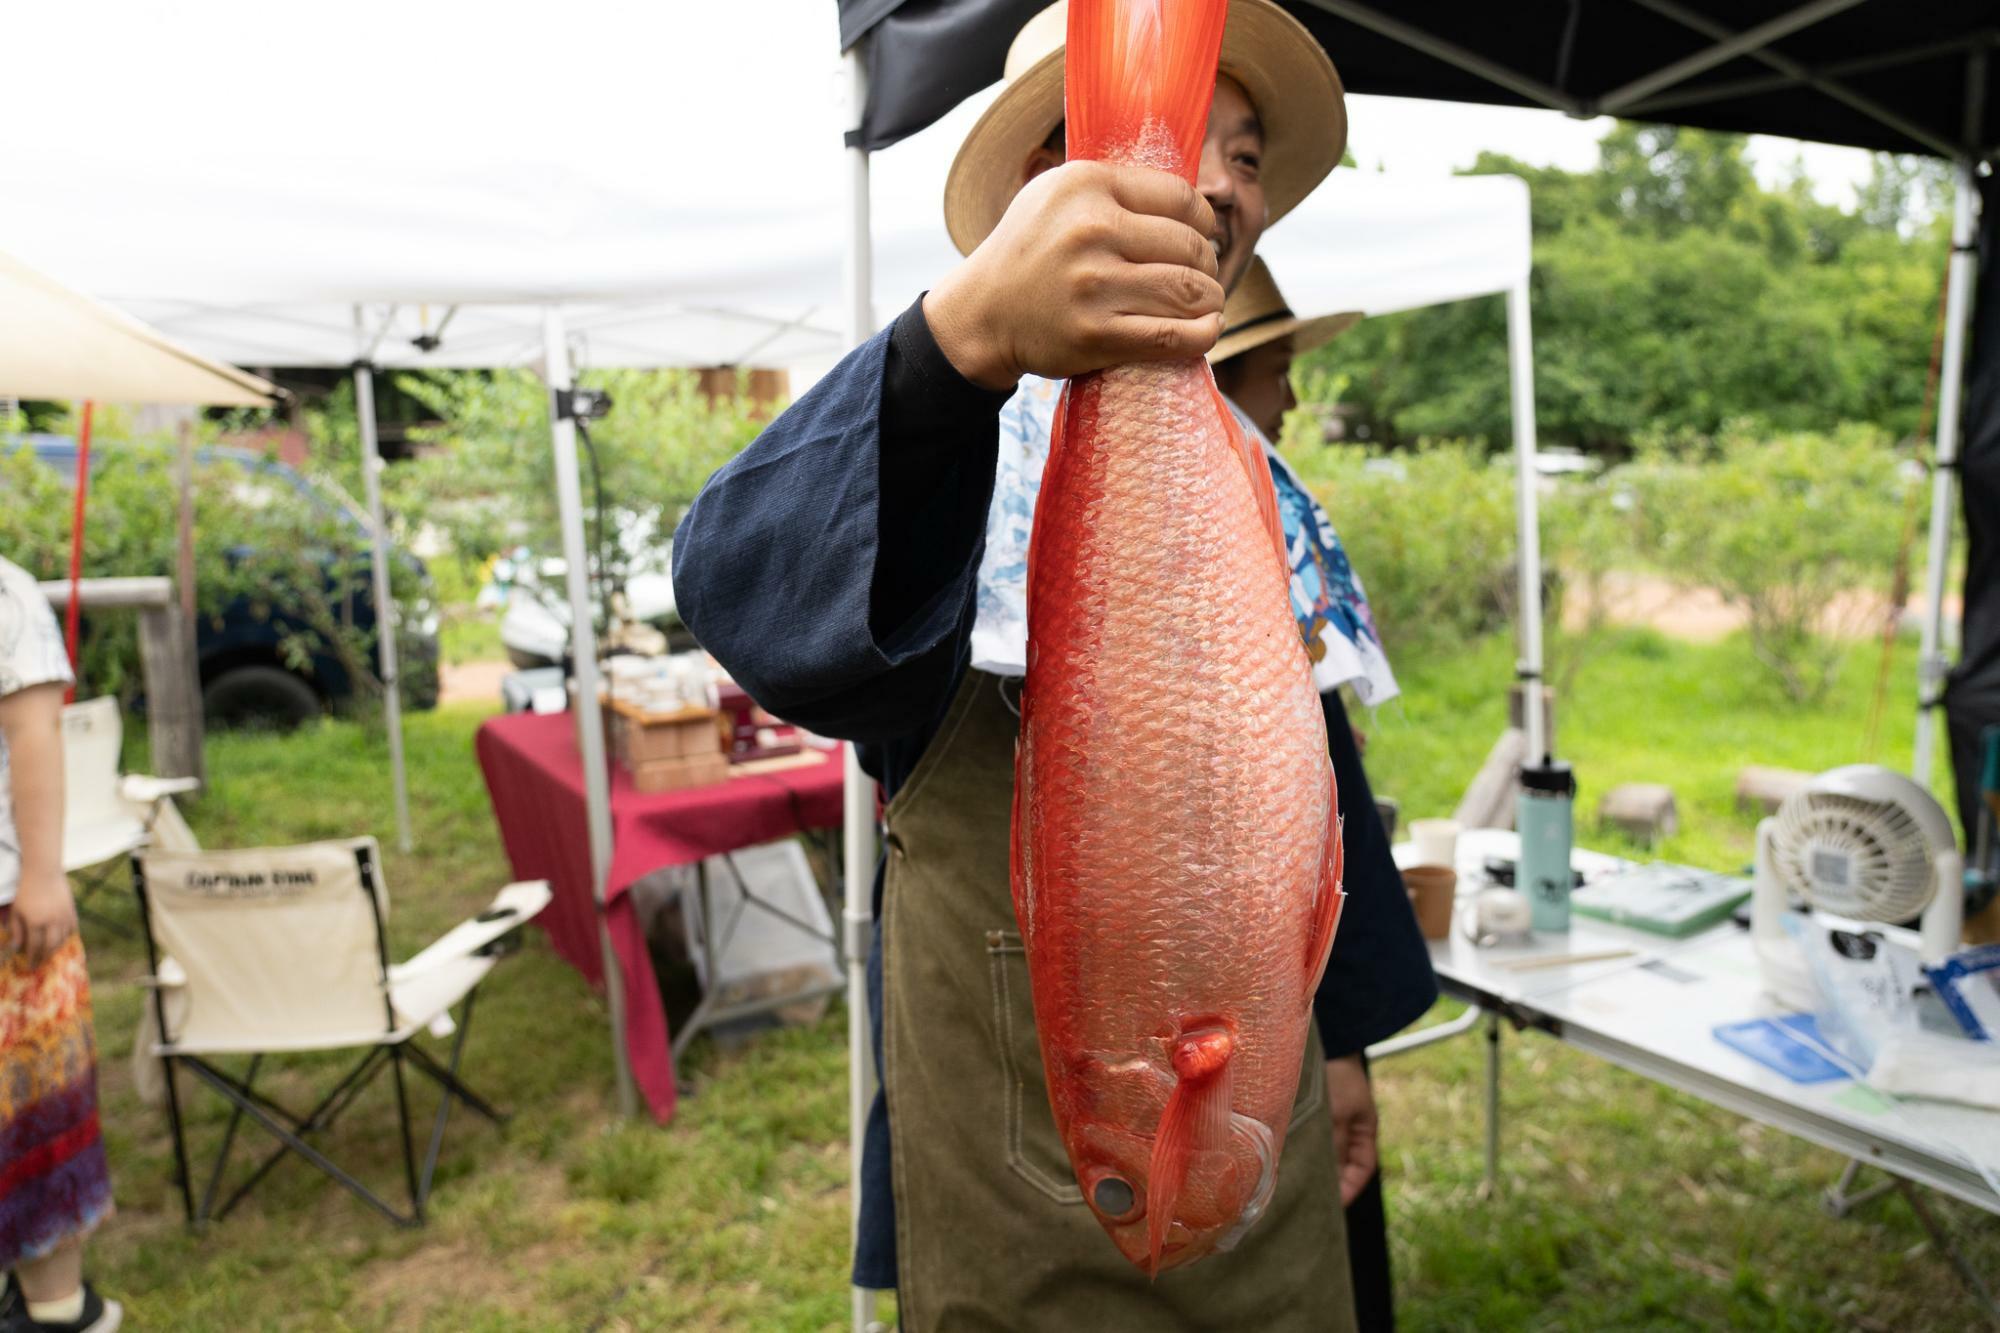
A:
63;400;94;702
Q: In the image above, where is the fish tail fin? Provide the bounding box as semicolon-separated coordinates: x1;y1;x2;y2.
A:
1302;772;1347;1005
1209;373;1289;573
1146;1025;1236;1277
1066;0;1230;178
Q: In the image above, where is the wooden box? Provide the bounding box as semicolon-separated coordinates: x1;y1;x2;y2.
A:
627;750;732;794
607;697;725;762
606;695;730;791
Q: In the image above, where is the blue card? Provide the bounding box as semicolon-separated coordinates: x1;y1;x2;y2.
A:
1713;1016;1848;1084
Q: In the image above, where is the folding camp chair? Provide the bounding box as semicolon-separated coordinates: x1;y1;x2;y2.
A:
62;696;199;928
132;837;550;1228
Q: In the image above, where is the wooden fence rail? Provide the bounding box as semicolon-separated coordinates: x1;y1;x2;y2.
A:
38;576;205;790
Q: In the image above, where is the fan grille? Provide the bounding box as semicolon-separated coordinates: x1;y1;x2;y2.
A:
1769;790;1936;921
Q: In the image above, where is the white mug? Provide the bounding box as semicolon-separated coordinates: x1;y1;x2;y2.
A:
1409;818;1460;869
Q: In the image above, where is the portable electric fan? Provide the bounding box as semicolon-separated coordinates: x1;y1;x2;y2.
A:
1752;765;1964;1010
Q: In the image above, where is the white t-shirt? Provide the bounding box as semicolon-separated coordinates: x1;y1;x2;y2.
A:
0;556;74;906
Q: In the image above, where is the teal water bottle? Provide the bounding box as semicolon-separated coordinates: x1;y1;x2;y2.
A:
1518;757;1576;932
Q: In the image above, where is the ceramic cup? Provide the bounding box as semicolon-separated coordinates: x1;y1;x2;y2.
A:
1403;864;1458;941
1409;817;1461;869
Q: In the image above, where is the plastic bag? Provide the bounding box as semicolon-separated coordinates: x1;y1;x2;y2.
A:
1793;916;2000;1108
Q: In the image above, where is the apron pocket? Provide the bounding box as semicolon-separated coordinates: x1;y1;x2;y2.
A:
986;928;1084;1206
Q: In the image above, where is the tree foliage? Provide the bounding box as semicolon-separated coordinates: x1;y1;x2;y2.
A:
0;418;411;704
374;369;767;597
1306;125;1951;452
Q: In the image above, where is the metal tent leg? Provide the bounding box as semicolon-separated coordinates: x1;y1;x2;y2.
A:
1824;1158;1894;1218
1484;1008;1502;1196
843;40;885;1333
351;310;413;855
543;305;637;1120
1912;160;1979;782
1893;1177;2000;1319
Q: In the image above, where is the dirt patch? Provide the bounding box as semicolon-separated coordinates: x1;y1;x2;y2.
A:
1562;572;1952;643
352;1167;574;1325
440;659;512;707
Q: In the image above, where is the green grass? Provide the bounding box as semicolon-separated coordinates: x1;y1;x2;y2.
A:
77;632;1993;1329
1360;625;1957;871
439;609;504;667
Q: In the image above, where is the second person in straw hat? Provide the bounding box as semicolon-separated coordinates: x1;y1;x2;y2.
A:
1212;256;1409;1332
677;3;1435;1328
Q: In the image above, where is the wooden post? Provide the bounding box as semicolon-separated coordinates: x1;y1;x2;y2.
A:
176;421;197;622
39;577;205;791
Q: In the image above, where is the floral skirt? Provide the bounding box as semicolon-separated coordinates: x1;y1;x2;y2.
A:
0;931;114;1268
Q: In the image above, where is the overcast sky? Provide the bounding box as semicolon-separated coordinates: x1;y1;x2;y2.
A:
873;67;1886;227
1339;93;1881;206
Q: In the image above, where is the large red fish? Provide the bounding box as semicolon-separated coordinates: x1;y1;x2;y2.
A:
1011;0;1345;1278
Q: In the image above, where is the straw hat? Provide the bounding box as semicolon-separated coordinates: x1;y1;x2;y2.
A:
1208;257;1360;365
943;0;1346;256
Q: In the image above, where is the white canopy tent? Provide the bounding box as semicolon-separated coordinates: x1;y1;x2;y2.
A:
6;7;1533;1315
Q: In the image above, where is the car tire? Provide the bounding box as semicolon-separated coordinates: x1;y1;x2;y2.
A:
203;665;323;731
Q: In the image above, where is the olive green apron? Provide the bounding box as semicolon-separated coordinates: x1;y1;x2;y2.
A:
881;668;1357;1332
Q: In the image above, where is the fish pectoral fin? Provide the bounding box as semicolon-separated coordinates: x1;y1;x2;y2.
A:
1146;1027;1236;1277
1303;801;1347;1007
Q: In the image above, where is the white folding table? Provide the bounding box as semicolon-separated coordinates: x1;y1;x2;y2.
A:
1379;829;2000;1309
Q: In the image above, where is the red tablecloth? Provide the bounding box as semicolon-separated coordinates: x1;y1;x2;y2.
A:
475;710;845;1121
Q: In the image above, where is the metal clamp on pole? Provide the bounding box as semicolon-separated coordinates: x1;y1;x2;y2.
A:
553;387;615;422
842;901;873;966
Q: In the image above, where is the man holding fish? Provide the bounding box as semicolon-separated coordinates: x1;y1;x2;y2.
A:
676;2;1434;1328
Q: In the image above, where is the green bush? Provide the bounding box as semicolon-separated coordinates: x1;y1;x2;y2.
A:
1618;424;1909;702
1278;424;1907;707
0;426;408;704
378;368;768;601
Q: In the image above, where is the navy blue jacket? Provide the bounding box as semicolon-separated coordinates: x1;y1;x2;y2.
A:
674;300;1437;1289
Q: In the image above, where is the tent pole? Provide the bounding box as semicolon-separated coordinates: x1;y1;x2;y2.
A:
1508;280;1546;764
842;42;883;1333
1913;161;1980;786
544;306;639;1120
352;310;413;855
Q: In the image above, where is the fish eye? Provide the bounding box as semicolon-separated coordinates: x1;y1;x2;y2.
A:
1087;1170;1142;1222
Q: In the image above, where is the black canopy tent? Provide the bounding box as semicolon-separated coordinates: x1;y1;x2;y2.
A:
844;2;1997;158
839;0;1998;820
829;7;1994;1328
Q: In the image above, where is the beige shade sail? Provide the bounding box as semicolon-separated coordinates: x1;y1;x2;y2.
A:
0;250;274;406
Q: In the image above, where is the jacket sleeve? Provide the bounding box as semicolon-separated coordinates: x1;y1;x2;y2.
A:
1311;690;1440;1056
672;298;1010;744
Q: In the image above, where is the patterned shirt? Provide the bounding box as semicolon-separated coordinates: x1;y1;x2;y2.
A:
969;375;1398;705
0;556;74;906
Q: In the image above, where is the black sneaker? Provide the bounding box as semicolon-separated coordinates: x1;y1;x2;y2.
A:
8;1283;121;1333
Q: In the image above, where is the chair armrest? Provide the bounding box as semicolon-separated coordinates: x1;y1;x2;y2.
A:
121;774;201;804
140;958;188;989
390;880;552;983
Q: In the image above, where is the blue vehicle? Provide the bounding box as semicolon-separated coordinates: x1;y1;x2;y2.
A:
14;434;440;727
